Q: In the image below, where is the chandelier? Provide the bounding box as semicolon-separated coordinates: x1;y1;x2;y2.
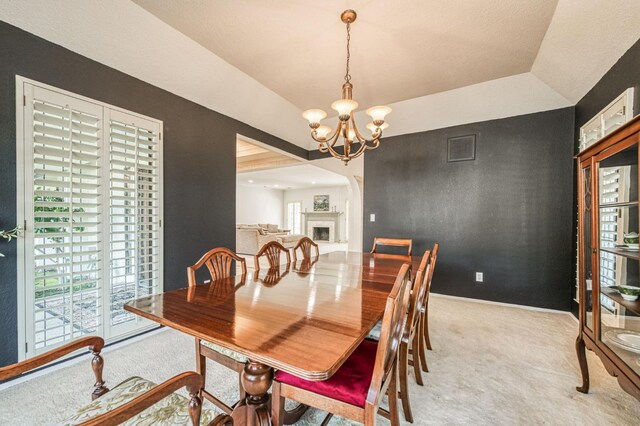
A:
302;10;391;164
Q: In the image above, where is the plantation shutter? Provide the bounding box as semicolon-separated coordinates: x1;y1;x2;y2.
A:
26;86;104;354
599;167;629;315
20;79;163;359
107;110;162;333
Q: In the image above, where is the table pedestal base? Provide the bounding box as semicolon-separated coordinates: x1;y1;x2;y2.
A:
229;360;273;426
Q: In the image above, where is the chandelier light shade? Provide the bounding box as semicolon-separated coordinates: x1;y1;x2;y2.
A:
302;10;391;164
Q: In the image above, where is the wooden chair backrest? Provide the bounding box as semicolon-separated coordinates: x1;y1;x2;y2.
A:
407;250;431;334
292;237;319;262
366;263;412;406
254;240;291;271
187;247;247;287
423;243;439;303
371;237;413;256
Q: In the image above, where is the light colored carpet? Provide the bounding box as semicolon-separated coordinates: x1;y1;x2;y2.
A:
1;295;639;425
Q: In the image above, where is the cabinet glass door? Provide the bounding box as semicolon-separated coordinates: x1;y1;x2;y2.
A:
581;163;594;331
597;142;640;375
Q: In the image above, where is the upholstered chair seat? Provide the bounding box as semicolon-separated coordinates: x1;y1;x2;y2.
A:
274;339;378;408
60;376;216;425
200;340;249;363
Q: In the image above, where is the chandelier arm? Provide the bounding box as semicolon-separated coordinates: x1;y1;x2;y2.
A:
325;122;343;143
369;136;381;149
311;120;342;144
328;123;343;148
310;133;326;144
351;137;373;158
349;114;367;144
349;114;382;147
325;142;345;160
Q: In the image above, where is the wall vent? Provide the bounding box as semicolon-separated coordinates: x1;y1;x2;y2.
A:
447;134;476;162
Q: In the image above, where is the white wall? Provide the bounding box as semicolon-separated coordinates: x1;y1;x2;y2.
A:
283;186;350;242
236;184;284;227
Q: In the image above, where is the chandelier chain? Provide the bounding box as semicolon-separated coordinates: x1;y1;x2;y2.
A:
345;22;351;83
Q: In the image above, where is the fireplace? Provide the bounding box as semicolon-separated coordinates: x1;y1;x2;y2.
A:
303;213;341;243
313;227;330;241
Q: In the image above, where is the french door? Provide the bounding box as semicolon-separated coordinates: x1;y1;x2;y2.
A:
17;78;163;359
287;201;302;234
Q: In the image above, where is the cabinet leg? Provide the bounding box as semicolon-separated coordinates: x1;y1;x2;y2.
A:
575;334;590;394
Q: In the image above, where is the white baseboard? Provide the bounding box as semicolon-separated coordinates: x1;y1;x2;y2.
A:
431;292;575;317
0;327;168;392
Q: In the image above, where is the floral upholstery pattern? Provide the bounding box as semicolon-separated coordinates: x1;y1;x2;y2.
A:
201;340;248;363
60;376;216;426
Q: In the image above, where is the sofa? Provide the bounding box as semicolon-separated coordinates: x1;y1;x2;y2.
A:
236;224;306;255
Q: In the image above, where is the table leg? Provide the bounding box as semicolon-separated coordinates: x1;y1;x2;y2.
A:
231;360;274;426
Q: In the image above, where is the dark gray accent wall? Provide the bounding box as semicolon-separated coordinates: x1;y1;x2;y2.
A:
0;21;306;367
575;38;640;146
363;108;575;310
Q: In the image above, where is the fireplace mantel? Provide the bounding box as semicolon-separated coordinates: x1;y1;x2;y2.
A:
302;212;343;243
302;212;343;217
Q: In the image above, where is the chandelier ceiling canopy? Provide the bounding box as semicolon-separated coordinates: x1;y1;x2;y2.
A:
302;10;391;164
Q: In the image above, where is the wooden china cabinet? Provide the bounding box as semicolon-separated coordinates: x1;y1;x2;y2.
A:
576;114;640;400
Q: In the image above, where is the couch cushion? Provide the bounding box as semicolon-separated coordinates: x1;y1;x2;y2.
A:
201;340;249;363
257;228;267;236
267;224;279;233
60;376;216;425
275;339;378;408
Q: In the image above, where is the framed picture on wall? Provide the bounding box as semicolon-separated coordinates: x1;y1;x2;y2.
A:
313;194;330;211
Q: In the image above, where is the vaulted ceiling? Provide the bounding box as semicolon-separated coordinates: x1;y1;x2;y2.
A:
133;0;558;110
2;0;639;149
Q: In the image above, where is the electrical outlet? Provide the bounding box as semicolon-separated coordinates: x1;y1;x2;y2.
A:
475;272;483;282
370;213;376;222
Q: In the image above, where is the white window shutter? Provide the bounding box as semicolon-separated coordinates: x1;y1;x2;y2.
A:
20;79;163;358
28;88;104;353
107;110;162;332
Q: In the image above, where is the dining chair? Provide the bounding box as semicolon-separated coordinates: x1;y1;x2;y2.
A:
398;249;432;422
421;243;439;360
367;249;431;422
292;236;319;262
271;263;413;426
187;247;249;415
371;237;413;256
187;247;247;285
0;336;229;425
254;240;291;271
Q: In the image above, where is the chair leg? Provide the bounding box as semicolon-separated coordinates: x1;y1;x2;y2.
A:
419;314;429;372
388;362;401;426
271;381;285;426
195;339;206;395
398;341;413;423
413;318;429;372
424;308;433;351
412;333;424;386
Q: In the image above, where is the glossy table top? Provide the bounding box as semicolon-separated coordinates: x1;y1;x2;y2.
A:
125;251;418;380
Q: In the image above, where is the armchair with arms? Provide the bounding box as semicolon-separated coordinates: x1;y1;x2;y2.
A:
0;336;229;425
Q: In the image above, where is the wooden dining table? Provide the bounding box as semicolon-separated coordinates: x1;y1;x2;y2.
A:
124;251;420;425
